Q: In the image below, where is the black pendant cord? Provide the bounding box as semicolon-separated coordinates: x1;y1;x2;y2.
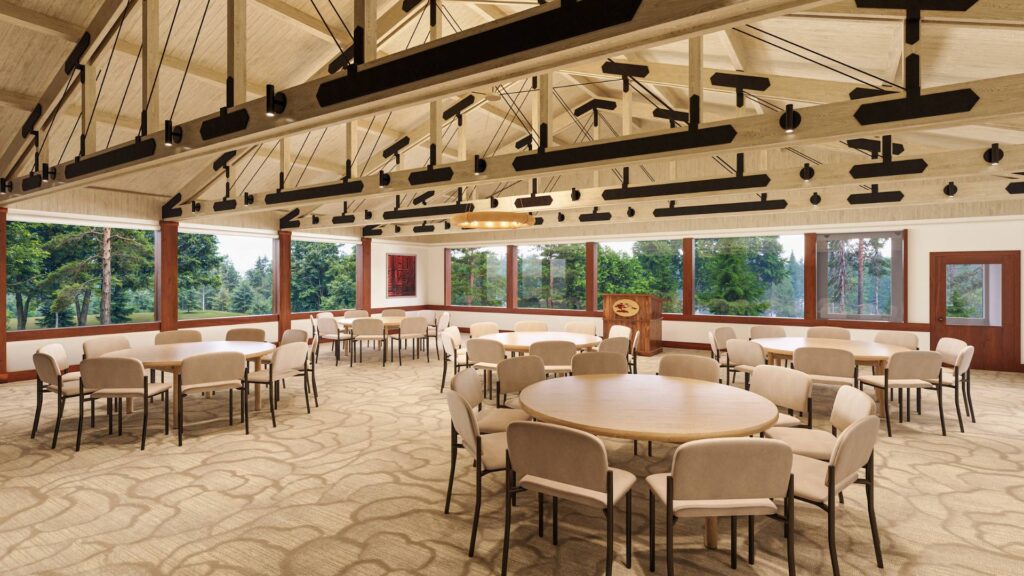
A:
296;126;330;186
240;139;279;195
285;131;313;184
490;82;533;155
138;0;182;137
597;114;655;183
350;115;376;173
106;43;142;147
358;111;392;177
36;73;76;154
325;0;354;40
436;120;459;162
440;4;462;33
227;143;263;194
310;0;344;53
57;114;82;165
169;0;211;123
84;1;132;143
711;155;736;174
483;78;529;157
497;84;536;142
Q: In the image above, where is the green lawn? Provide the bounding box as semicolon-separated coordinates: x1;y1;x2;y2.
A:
7;309;255;330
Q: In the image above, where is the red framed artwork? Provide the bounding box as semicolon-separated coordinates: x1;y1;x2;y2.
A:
387;254;417;297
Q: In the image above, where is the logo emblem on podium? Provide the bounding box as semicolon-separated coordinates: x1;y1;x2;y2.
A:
612;298;640;318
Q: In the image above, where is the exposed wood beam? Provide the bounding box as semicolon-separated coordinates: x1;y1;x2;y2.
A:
251;0;350;44
356;0;379;61
227;0;246;106
798;0;1024;27
0;0;80;41
141;0;159;133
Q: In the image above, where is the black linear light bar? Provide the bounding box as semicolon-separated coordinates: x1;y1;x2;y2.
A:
213;150;236;171
653;194;787;217
443;95;475;124
604;153;768;201
280;208;302;229
846;137;904;158
653;107;688;127
1005;182;1023;194
65;138;157;180
382;202;473;220
514;192;554;209
849;135;926;179
847;184;904;204
602;60;649;92
579;207;612;222
363;225;383;237
383;136;411;164
709;72;771;107
413;222;435;233
265;179;364;205
574;98;617;126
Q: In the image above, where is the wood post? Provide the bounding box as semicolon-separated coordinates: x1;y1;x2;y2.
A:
276;230;291;340
156;220;178;332
357;237;372;310
586;242;598;312
0;208;7;378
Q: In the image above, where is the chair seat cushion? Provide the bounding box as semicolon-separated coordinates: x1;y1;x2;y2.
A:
859;375;934;389
92;382;172;398
792;454;860;504
807;374;856;387
773;412;803;427
732;364;757;374
520;467;636;509
479;432;508;472
62;371;82;382
473;362;499;371
477;407;531;434
765;427;836;461
646;473;778;517
544;365;573;373
182;380;243;394
46;381;94;397
247;369;301;383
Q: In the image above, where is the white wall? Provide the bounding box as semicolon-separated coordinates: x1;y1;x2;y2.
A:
370;240;437;309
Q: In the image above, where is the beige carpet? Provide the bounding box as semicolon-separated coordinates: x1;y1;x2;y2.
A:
1;349;1023;576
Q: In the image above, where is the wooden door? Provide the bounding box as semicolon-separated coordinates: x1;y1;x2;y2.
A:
930;251;1020;371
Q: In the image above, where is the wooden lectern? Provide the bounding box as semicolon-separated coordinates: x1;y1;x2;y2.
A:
602;294;663;356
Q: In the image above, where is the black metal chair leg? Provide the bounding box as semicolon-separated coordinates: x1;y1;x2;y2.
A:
748;515;755;564
51;396;65;449
649;489;656;572
75;394;85;452
731;516;738;569
883;386;892;437
141;394;149;451
178;389;184;446
164;392;170;435
469;463;482;557
666;481;675;576
31;382;43;439
552;496;559;545
444;425;457;514
626;489;632;569
501;460;513;576
953;382;965;433
243;383;250;435
866;456;884;568
828;489;839;576
229;389;234;426
269;383;277;428
966;371;977;423
936;383;947;436
117;398;123;436
538;494;545;537
90;399;95;428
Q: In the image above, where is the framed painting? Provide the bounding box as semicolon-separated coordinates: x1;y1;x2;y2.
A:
387;254;417;297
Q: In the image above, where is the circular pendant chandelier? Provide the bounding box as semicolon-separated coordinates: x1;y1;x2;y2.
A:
450;211;534;230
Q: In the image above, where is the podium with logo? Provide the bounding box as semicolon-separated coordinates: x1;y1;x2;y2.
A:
602;293;663;356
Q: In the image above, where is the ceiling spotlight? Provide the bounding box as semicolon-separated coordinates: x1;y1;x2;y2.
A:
40;163;56;182
490;196;499;208
379;171;391;187
800;163;815;182
444;220;451;230
163;120;182;147
626;207;636;217
190;201;201;213
779;104;801;134
265;84;287;117
809;192;821;206
474;155;487;175
570;188;581;201
395;225;401;233
364;210;373;220
557;212;565;222
984;143;1003;166
311;215;320;225
944;181;958;198
0;177;12;193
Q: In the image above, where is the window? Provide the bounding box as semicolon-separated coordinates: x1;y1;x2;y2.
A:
516;243;586;310
449;247;507;307
178;231;274;319
694;235;805;318
291;239;357;312
598;240;683;313
6;221;154;330
816;231;904;322
946;263;1001;326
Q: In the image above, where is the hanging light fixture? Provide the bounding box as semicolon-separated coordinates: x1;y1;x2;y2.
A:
450;211;534;230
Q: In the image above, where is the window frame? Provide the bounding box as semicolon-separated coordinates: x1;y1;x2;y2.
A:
815;230;905;323
288;236;359;314
446;245;510;308
514;241;589;312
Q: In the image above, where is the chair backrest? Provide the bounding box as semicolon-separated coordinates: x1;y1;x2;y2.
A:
82;335;130;359
467;338;505;365
607;324;630;340
874;330;919;349
564;321;596;335
598;336;629;355
445;390;482;458
344;309;369;319
352;317;385;337
750;325;786;339
451;367;484;408
180;351;245;387
381;309;406;317
659;355;721;382
750;364;812;414
515;321;548;332
417;310;437;324
497;356;546;395
399;316;428;335
507;421;609;493
436;312;451;332
317;316;341;337
528;340;576;367
713;326;737;351
469;321;499;338
935;337;968;365
442;325;463;350
33;348;63;387
80;357;145;391
309;315;317;336
280;329;308;345
793;347;856;379
726;339;765;368
155;329;202;345
707;330;720;357
572;352;629;375
954;345;975;373
669;438;792;501
631;330;640;354
807;326;851;340
269;341;310;375
830;415;879;484
887;350;942;381
226;328;265;342
36;343;70;371
316;312;335;319
830;386;877;432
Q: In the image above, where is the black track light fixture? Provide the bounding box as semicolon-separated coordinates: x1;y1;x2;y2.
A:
570;188;581;201
557;212;565;222
444;220;451;230
265;84;287;117
163;120;182;147
800;163;815;182
364;210;373;220
984;143;1003;166
779;104;801;134
311;215;320;225
474;155;487;175
190;201;201;213
40;163;56;182
943;181;958;198
490;196;499;208
810;191;822;206
379;171;391;187
0;178;12;193
626;206;636;217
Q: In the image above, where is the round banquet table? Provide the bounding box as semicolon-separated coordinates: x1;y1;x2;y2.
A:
337;316;404;329
478;331;602;353
518;374;779;549
752;337;909;373
105;341;277;427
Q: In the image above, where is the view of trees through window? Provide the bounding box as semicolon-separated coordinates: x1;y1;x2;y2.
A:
818;233;900;320
517;244;586;309
449;247;507;307
6;221;154;330
291;240;357;312
598;240;683;313
694;235;804;318
177;232;273;319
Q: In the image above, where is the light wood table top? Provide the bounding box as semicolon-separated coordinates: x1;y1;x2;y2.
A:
518;374;779;443
752;337;909;362
103;341;277;368
337;316;404;328
478;331;602;352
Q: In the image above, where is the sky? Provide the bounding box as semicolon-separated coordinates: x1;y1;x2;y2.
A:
217;234;274;273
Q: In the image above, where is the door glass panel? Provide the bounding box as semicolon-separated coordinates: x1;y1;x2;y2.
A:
946;263;1002;326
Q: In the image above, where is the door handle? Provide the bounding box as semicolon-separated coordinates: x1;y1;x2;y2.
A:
937;317;945;322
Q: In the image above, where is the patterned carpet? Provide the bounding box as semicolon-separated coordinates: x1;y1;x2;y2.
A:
1;349;1023;576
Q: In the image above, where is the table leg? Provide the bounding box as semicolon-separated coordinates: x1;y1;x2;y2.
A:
169;370;181;430
704;517;719;549
253;360;265;411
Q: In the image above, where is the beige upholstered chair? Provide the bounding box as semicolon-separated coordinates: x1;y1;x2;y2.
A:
443;390;507;557
807;326;851;340
629;331;640;374
317;316;351;365
515;321;548;332
658;354;721;382
564;321;596;335
725;339;766;389
749;365;813;428
82;334;130;359
82;357;171;451
874;331;919;350
503;421;637;575
767;385;876;460
791;415;883;576
279;328;308;345
315;311;335;319
860;350;944;436
646;438;795;575
496;355;546;408
572;352;629;376
712;327;737;363
528;340;577;376
390;317;429;365
930;345;975;428
467;338;504;394
608;324;631;340
308;315;318;339
469;321;499;338
33;345;91;450
350;318;387;367
430;312;450;361
226;327;266;342
155;329;202;345
793;347;858;389
343;309;369;319
598;336;629;355
452;368;529;435
750;325;786;339
440;326;469;392
381;309;406;317
934;336;968;366
177;351;246;445
244;341;311;430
